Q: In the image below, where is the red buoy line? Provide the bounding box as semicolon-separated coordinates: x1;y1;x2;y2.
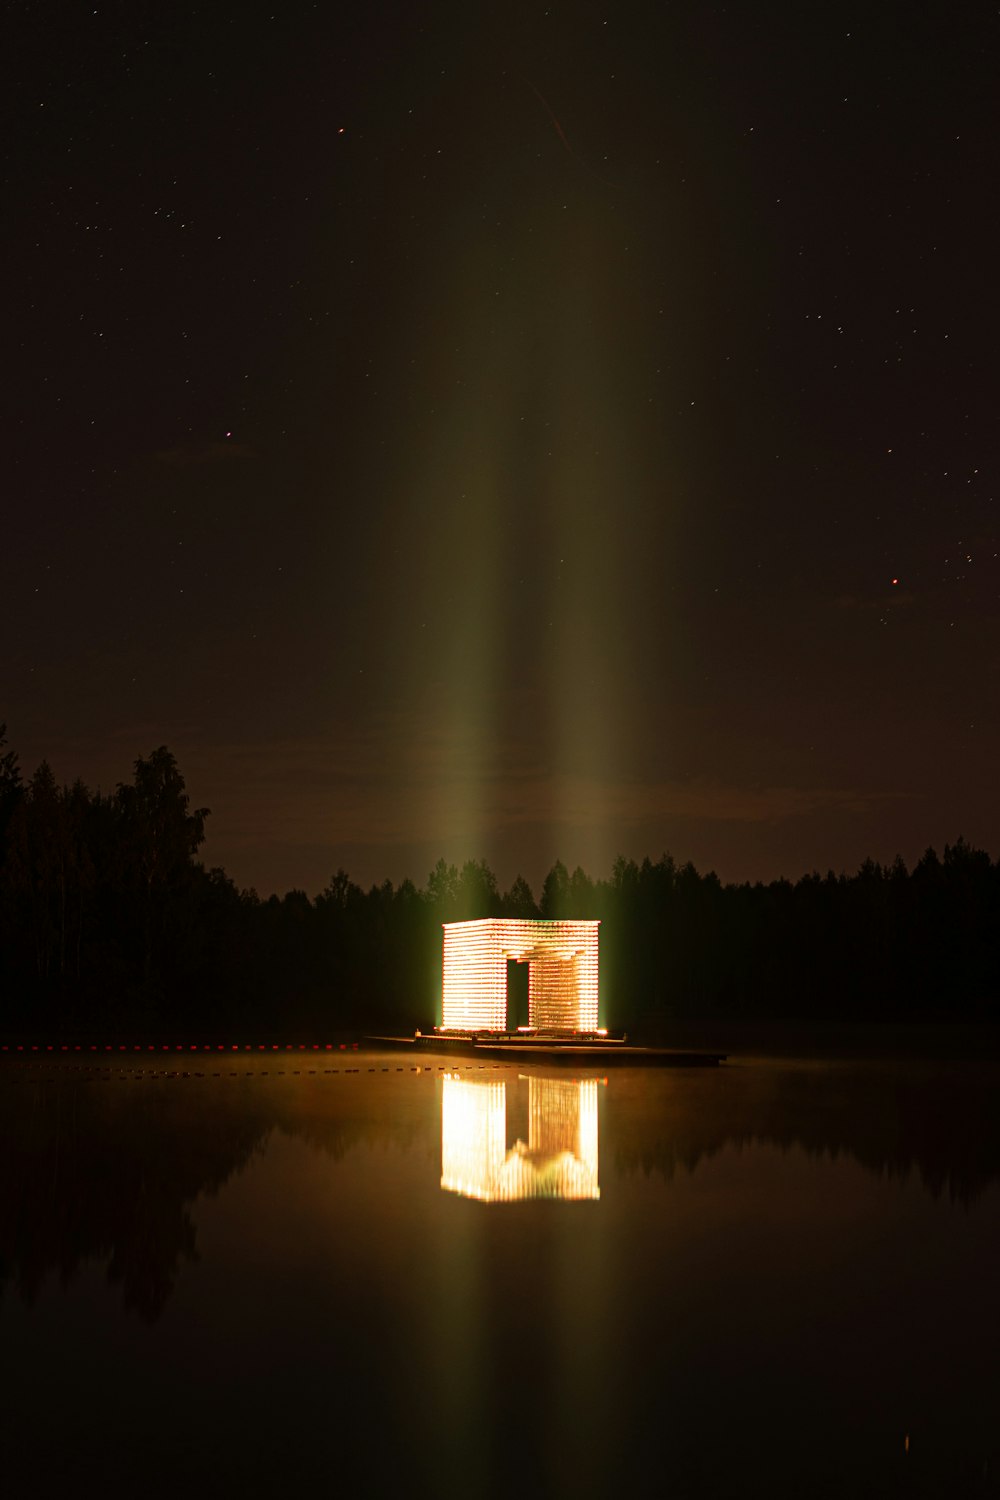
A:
0;1068;521;1092
3;1038;527;1087
0;1059;511;1082
1;1040;360;1054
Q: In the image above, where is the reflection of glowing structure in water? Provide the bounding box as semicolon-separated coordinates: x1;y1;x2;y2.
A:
440;1075;600;1202
441;918;600;1032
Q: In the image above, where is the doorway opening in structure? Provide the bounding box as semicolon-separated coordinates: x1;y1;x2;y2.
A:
506;958;529;1030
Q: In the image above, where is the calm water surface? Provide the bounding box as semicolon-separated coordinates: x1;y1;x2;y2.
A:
2;1048;998;1497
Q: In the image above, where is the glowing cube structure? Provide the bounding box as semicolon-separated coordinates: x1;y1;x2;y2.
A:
441;917;599;1032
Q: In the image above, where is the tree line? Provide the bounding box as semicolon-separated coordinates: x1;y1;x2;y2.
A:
1;725;998;1034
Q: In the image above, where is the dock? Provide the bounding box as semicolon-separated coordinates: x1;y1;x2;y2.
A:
365;1033;727;1067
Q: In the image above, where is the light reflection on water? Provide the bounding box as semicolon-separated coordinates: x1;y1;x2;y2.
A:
2;1050;1000;1497
440;1074;601;1201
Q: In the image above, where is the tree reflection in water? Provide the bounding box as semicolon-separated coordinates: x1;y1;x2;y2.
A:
0;1064;419;1321
0;1075;271;1321
609;1054;1000;1205
2;1050;1000;1321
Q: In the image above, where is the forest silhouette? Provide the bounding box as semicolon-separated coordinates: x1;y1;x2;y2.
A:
1;726;998;1034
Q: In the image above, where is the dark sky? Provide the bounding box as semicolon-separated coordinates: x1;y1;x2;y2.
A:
5;1;998;896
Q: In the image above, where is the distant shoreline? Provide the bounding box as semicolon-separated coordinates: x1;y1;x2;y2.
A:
633;1016;1000;1060
3;1018;1000;1062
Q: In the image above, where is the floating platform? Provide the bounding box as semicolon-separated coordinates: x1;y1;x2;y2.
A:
365;1032;727;1067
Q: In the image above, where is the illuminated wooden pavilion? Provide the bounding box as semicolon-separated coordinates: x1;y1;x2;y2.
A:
440;917;600;1033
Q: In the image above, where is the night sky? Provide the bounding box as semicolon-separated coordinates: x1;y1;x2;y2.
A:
5;1;998;896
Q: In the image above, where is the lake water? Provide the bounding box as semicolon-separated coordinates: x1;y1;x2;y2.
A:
2;1046;998;1497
